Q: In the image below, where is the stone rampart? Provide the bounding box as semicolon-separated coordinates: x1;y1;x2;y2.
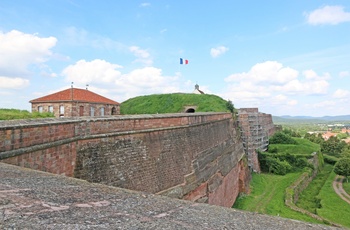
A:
238;108;276;172
0;113;248;207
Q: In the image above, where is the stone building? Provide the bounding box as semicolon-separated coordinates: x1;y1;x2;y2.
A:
30;87;120;118
237;108;276;172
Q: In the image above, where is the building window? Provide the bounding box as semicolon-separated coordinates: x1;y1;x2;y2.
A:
48;106;53;113
38;106;43;113
90;107;95;116
79;106;84;116
59;105;65;117
111;107;117;115
100;107;105;116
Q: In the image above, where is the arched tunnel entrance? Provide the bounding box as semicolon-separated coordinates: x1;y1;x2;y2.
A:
185;108;195;113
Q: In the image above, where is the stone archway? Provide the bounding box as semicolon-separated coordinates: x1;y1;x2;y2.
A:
184;105;197;113
186;108;195;113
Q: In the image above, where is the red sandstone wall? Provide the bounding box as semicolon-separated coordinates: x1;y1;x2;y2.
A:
0;112;248;208
74;116;246;198
1;142;76;176
0;113;231;153
207;159;250;207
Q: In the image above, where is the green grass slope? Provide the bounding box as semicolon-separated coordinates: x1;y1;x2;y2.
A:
233;172;322;224
317;171;350;228
0;108;54;120
120;93;231;114
269;138;321;156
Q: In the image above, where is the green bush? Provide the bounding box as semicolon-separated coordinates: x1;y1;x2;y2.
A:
334;158;350;182
295;157;309;168
269;132;297;145
323;154;338;165
259;151;315;175
266;157;292;175
268;147;278;153
321;136;346;157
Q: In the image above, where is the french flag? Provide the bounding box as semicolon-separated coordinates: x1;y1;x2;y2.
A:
180;58;188;65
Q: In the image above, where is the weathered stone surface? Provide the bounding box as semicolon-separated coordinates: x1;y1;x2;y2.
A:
208;172;223;193
0;163;341;230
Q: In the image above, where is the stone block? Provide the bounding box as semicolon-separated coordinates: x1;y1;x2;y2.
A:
208;173;223;193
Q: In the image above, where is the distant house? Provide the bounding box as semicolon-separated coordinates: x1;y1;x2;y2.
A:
322;131;337;140
341;127;350;134
192;84;205;94
30;88;120;118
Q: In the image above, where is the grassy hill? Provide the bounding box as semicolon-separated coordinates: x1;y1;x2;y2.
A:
120;93;232;114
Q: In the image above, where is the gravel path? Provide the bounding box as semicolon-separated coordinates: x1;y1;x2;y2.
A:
333;175;350;204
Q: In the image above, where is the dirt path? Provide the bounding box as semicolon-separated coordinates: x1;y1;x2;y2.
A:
333;175;350;204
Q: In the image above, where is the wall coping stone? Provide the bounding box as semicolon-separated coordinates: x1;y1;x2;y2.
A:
0;112;230;129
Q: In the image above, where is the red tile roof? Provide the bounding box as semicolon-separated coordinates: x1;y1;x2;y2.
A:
30;88;119;105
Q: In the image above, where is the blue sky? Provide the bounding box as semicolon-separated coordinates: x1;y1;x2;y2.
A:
0;1;350;116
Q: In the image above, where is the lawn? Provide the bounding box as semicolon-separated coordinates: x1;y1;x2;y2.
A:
0;108;54;120
269;138;321;156
317;171;350;228
120;93;232;114
296;164;333;213
343;180;350;195
233;172;323;224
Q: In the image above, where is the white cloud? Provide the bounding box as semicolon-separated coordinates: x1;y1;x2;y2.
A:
119;67;164;87
270;94;297;106
333;89;350;98
129;46;153;66
0;76;29;89
225;61;329;96
311;100;336;108
221;61;331;115
0;30;57;76
61;59;188;102
115;66;179;93
339;71;349;78
303;69;330;80
62;59;123;84
225;61;298;85
306;5;350;25
63;27;125;51
139;3;151;7
210;46;229;58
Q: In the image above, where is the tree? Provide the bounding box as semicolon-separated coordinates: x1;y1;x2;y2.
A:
321;136;346;157
334;158;350;183
226;100;234;113
269;132;297;145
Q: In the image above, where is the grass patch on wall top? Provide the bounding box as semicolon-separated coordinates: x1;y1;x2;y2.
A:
0;108;54;120
120;93;232;114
